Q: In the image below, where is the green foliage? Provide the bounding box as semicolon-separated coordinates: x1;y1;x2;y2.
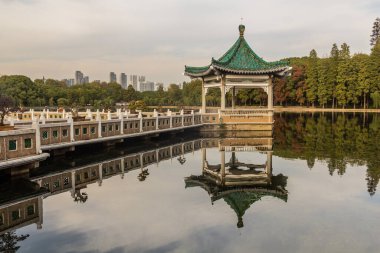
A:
370;17;380;46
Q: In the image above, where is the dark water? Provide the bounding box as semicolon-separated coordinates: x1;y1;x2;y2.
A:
1;113;380;253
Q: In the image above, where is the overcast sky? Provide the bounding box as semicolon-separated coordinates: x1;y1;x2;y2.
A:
0;0;378;84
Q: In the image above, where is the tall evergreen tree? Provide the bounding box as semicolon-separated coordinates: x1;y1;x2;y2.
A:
370;17;380;47
336;43;351;108
305;49;319;106
317;58;331;108
367;40;380;104
353;54;371;108
329;44;340;108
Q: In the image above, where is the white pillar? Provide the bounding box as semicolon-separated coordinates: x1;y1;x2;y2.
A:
221;80;226;110
181;109;184;126
268;77;273;110
32;117;42;154
40;113;46;124
119;114;124;135
138;112;143;132
67;115;74;142
201;79;206;113
86;109;92;120
107;110;112;120
153;109;159;130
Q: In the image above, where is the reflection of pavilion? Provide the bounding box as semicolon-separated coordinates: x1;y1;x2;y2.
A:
185;138;288;228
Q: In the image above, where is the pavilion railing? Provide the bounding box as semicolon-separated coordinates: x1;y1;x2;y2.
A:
220;109;273;116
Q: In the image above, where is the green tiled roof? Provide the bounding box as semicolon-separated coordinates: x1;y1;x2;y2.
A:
185;25;289;77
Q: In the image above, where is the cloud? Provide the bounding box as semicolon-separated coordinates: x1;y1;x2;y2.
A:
0;0;378;84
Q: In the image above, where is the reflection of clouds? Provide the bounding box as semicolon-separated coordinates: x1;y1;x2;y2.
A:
15;148;380;253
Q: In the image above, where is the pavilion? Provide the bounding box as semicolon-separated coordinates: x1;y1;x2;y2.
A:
184;24;291;127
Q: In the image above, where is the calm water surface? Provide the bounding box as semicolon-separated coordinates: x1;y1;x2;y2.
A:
2;113;380;253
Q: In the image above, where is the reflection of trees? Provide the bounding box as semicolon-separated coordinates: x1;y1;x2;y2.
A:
73;189;88;203
0;231;29;252
138;169;149;182
274;113;380;196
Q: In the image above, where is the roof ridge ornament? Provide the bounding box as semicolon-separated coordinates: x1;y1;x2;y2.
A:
239;24;245;37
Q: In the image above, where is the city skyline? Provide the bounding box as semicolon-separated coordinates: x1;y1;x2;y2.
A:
0;0;379;84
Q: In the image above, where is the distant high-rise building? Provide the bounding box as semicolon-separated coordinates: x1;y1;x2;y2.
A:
138;76;146;82
83;76;89;84
75;71;84;85
129;75;138;90
140;81;155;92
64;79;75;86
120;73;127;89
110;72;117;83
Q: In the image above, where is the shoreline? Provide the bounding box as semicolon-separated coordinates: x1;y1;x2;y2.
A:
147;105;380;113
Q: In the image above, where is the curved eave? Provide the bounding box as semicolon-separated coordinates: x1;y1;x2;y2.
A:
184;64;291;78
184;65;213;78
213;64;291;76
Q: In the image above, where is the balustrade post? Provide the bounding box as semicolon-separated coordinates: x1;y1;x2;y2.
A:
67;115;74;142
168;110;173;128
40;113;46;124
138;112;143;132
180;109;184;126
119;115;124;135
96;110;102;138
153;109;159;130
32;117;42;154
191;110;194;125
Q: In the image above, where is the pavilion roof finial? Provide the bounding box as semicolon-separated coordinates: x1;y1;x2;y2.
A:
239;23;245;37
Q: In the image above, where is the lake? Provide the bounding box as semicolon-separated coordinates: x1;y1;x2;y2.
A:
1;112;380;253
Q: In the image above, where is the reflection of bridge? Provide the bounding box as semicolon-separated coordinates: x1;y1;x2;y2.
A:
0;134;285;238
185;136;288;228
0;137;222;235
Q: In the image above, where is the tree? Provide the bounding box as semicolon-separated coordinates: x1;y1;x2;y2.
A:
329;44;340;108
317;58;332;108
305;49;319;106
352;54;370;108
0;75;38;106
370;17;380;47
368;40;380;99
167;84;182;105
0;231;29;252
371;92;380;108
0;95;15;126
336;43;352;108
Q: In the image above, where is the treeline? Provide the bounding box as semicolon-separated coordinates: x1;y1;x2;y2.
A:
273;41;380;108
273;113;380;196
0;43;379;109
0;75;203;109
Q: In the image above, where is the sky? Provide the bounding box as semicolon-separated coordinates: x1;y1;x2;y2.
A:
0;0;379;85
